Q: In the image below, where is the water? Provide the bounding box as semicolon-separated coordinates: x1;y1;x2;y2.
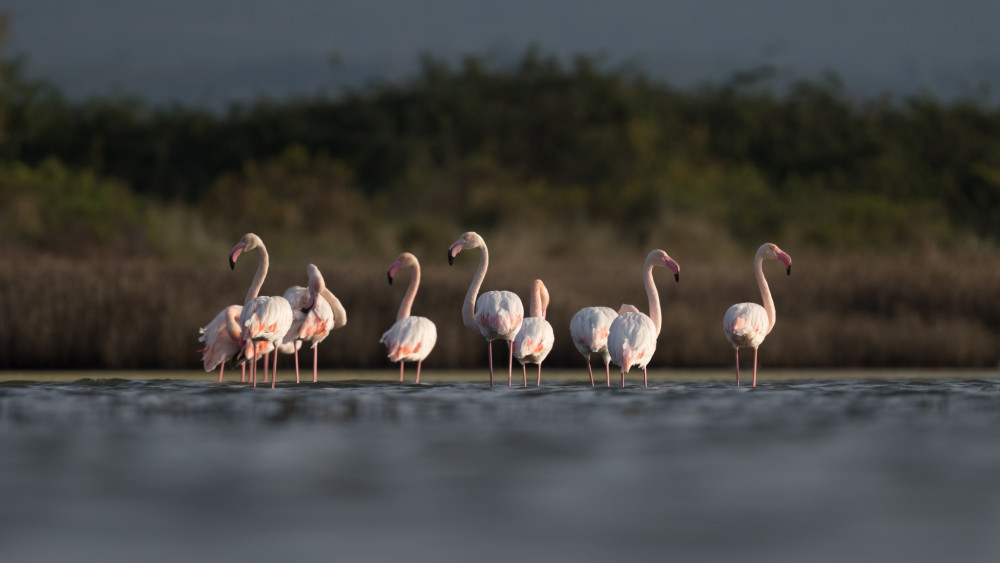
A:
2;373;1000;562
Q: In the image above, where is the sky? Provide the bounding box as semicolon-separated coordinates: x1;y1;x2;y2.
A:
6;0;1000;105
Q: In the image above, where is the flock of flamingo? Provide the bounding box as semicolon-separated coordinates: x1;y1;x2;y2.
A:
199;231;792;389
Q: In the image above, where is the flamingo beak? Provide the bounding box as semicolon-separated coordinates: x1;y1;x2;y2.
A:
787;265;792;276
675;273;680;282
447;250;455;266
387;271;394;285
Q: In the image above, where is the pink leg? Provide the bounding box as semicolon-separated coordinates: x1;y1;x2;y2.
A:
537;364;541;387
522;364;527;387
586;359;594;387
487;341;494;388
399;361;405;382
507;341;513;388
218;362;224;383
621;368;625;388
294;345;300;384
271;348;278;389
263;349;270;385
753;347;758;387
241;363;246;383
643;366;648;388
251;347;257;388
605;361;611;388
415;360;422;384
313;345;318;383
735;348;741;387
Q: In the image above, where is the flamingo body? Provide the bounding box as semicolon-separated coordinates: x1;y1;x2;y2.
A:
241;295;293;345
381;316;437;363
570;306;617;385
513;318;554;366
475;290;524;342
199;305;243;373
608;312;657;374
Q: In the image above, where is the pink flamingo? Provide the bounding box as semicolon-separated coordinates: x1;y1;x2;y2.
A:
513;279;554;387
279;264;348;383
229;233;293;389
723;243;792;387
569;306;618;387
448;231;524;387
608;249;680;388
198;305;245;382
380;252;438;383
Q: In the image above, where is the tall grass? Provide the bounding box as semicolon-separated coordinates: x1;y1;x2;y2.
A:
0;244;996;371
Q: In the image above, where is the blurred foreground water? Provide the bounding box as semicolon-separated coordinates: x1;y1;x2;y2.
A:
1;371;999;562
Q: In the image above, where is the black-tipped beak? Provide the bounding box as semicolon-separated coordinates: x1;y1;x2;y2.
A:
387;272;393;285
229;257;236;270
674;273;680;282
787;266;791;276
448;251;454;266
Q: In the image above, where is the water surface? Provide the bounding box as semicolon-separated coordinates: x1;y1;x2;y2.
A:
1;371;999;562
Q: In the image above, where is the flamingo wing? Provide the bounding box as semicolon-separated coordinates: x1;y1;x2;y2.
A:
475;290;524;341
242;296;293;344
198;305;244;372
569;306;617;357
380;316;438;362
608;312;657;373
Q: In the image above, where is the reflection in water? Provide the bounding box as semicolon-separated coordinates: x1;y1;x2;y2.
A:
1;377;1000;562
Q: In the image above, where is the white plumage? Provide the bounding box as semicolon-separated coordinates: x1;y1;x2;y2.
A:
569;306;618;386
513;279;554;386
199;304;243;380
474;290;524;342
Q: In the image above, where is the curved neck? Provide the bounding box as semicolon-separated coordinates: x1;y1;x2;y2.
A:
245;243;269;305
529;282;542;318
396;261;421;321
225;307;242;340
642;256;662;336
755;254;776;332
321;288;348;328
462;244;488;330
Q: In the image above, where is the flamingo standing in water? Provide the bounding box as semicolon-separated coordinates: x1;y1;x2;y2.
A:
513;279;555;386
608;249;680;388
447;232;524;387
198;304;245;382
278;264;348;383
570;306;618;387
229;233;293;389
723;243;792;387
380;252;437;383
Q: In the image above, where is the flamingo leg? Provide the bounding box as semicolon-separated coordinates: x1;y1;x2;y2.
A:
293;344;300;384
487;341;494;388
735;348;741;387
522;364;527;387
621;368;625;388
586;358;595;387
264;349;270;385
241;363;246;383
272;349;277;382
507;341;514;388
643;366;648;388
218;362;224;384
313;345;319;383
753;347;758;387
251;346;257;388
537;364;541;387
400;361;405;383
605;360;611;388
415;360;422;384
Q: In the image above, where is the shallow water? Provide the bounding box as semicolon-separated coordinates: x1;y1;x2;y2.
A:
2;373;1000;562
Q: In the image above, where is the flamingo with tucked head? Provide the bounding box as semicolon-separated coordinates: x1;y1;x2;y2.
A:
199;304;244;382
380;252;437;383
607;249;680;388
570;306;619;387
279;264;348;383
723;242;792;387
229;233;293;389
448;232;524;387
513;279;555;387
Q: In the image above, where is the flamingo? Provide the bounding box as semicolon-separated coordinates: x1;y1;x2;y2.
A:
570;306;618;387
447;231;524;387
229;233;293;389
723;242;792;387
513;279;555;387
279;264;348;383
607;249;680;388
198;304;244;382
380;252;437;383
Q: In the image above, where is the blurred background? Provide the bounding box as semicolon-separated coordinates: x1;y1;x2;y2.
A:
1;1;999;371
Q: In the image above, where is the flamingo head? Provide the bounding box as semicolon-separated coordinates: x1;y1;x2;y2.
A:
387;252;418;285
618;303;641;315
758;243;793;276
229;233;261;270
448;231;482;265
648;249;681;282
302;264;326;312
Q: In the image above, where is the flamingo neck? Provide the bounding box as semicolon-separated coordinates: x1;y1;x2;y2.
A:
245;242;269;306
755;254;776;332
529;281;543;318
225;306;242;340
462;243;488;331
321;288;347;329
643;255;662;337
396;262;421;321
